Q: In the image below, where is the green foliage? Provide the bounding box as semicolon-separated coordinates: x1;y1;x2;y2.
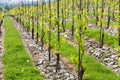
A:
70;54;78;64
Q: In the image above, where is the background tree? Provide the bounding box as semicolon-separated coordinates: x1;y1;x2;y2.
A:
5;5;10;11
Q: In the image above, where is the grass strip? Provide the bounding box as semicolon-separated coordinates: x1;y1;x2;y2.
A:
3;16;43;80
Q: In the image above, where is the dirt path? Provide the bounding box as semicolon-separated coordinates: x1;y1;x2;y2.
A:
0;19;4;80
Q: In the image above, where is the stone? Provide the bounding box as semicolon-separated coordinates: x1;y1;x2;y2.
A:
41;68;46;73
60;65;64;69
60;69;65;73
94;51;101;58
90;50;94;53
49;62;56;66
102;46;110;50
69;74;75;79
37;59;43;65
114;69;120;73
111;55;117;59
112;65;118;69
64;73;70;77
52;69;56;73
88;24;92;27
44;73;49;78
0;75;3;80
43;62;49;68
108;62;114;66
40;71;45;76
109;58;114;61
55;74;60;79
66;77;70;80
103;58;109;62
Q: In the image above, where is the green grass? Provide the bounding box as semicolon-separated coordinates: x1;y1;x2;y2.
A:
3;16;43;80
85;28;118;47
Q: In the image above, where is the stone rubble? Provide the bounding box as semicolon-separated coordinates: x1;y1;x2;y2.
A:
11;17;78;80
88;23;118;36
42;18;120;75
0;19;4;80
